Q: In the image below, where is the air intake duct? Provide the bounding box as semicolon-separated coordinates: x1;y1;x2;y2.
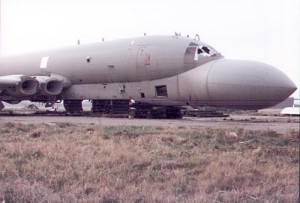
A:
34;75;68;96
0;75;39;95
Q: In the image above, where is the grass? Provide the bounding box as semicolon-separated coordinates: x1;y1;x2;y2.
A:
0;123;298;202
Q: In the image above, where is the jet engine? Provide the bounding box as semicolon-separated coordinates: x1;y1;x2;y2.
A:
0;75;39;96
34;75;70;96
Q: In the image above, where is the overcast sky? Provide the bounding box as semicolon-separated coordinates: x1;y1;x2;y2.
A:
1;0;299;97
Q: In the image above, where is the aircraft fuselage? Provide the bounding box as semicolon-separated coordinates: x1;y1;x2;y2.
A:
0;35;297;111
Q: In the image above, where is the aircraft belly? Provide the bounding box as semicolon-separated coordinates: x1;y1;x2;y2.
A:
62;74;181;103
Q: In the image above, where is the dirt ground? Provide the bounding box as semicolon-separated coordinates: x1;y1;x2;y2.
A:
0;113;298;202
0;114;298;134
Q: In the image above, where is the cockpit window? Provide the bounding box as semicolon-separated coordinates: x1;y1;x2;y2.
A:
194;45;219;60
185;43;220;61
189;42;199;46
197;48;203;54
202;46;210;54
185;47;196;55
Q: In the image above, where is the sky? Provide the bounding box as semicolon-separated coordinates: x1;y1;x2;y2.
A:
0;0;299;97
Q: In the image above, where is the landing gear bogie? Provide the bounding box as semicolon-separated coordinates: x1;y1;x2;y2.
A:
63;100;83;114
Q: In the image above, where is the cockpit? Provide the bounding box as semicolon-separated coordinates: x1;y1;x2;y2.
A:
194;45;219;60
183;41;223;71
185;42;221;61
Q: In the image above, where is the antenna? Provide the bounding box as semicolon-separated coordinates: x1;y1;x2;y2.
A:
194;34;200;41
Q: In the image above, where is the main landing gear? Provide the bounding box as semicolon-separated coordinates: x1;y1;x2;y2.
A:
130;103;182;119
92;100;129;115
63;100;83;113
62;99;183;119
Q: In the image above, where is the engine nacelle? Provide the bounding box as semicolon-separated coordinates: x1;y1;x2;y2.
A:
34;75;70;96
0;75;39;96
17;76;39;95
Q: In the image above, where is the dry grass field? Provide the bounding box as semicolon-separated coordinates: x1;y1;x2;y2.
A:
0;122;298;202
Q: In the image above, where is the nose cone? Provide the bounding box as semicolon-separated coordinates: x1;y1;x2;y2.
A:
207;59;297;109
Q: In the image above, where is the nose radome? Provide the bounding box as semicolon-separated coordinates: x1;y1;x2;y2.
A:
207;59;297;109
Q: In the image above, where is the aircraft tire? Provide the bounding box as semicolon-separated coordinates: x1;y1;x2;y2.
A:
64;100;83;113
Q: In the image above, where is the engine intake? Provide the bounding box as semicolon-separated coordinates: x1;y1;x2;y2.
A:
34;75;69;96
18;77;39;95
0;75;39;96
0;74;70;97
